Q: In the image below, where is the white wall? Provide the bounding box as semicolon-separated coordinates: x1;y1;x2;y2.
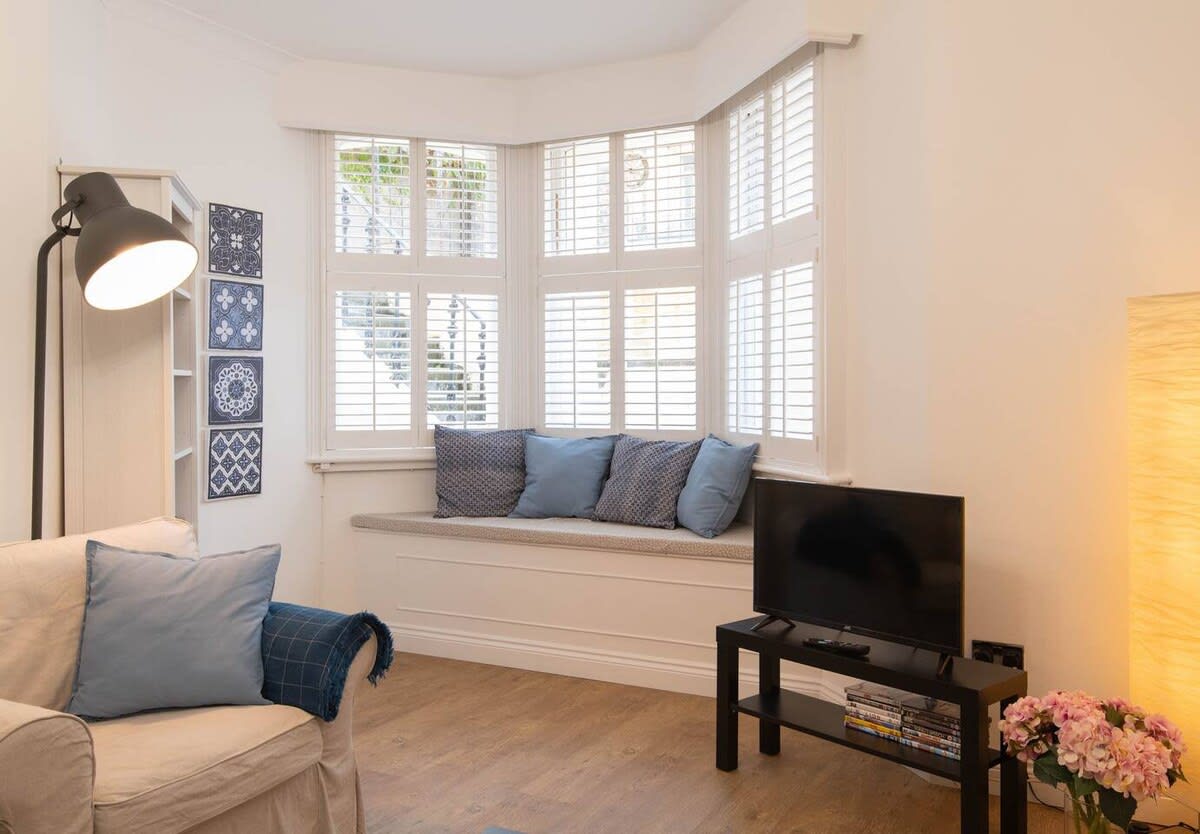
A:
828;0;1200;703
0;0;324;602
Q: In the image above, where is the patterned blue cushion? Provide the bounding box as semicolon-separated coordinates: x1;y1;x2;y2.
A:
593;435;702;529
434;426;533;518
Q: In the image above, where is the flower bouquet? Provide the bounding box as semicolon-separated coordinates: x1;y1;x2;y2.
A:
1000;691;1186;833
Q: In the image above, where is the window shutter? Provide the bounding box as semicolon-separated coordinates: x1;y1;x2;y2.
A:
623;126;696;251
769;262;815;440
426;292;500;428
333;135;411;255
771;61;816;224
333;290;412;431
727;275;764;434
728;93;766;239
624;286;697;431
544;291;612;428
544;137;611;257
425;141;500;258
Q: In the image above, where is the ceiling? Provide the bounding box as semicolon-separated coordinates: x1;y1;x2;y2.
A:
166;0;746;77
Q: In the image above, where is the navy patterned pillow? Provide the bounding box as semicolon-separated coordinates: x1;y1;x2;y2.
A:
434;426;533;518
593;435;703;529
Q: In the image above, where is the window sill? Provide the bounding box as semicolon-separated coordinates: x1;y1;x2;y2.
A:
309;449;851;484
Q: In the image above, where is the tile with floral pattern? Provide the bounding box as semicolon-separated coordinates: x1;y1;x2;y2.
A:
208;279;263;350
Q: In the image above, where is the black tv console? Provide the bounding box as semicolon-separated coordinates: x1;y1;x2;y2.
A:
716;617;1028;834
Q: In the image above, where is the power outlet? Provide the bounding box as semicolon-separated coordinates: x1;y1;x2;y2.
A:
971;640;1024;670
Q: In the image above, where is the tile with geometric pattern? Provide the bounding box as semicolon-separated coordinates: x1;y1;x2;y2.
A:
207;427;262;500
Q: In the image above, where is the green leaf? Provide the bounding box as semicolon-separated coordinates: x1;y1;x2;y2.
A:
1073;776;1101;797
1033;753;1072;788
1104;705;1124;727
1098;789;1137;831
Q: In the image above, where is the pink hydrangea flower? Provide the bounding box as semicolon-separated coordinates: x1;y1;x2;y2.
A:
1043;690;1104;727
1057;713;1118;782
1105;727;1173;802
1000;696;1054;762
1143;714;1187;771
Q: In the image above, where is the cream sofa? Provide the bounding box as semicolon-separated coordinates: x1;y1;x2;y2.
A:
0;517;375;834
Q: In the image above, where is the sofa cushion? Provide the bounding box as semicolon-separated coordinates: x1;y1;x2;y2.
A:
0;517;198;711
511;434;617;519
90;703;320;834
676;435;758;538
593;435;702;529
434;426;533;518
69;542;280;719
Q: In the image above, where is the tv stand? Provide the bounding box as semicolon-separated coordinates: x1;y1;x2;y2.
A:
750;614;796;632
716;617;1028;834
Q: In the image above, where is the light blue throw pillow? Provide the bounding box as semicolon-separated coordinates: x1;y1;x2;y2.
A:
676;435;759;538
511;434;617;519
68;541;281;720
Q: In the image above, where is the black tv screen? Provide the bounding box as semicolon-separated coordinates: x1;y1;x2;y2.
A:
753;479;964;656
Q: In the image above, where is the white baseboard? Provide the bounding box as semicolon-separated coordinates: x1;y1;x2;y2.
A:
390;620;841;700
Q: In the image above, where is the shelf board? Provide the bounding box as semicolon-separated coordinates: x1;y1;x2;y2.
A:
174;447;193;461
172;369;194;378
736;689;1001;783
173;286;193;301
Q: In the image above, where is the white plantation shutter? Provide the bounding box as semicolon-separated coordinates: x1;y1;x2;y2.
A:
727;276;764;434
769;262;815;439
544;291;611;428
425;141;500;258
333;290;412;431
728;93;766;239
426;293;500;428
624;286;697;431
623;126;696;251
544;137;610;256
771;61;816;224
333;135;411;255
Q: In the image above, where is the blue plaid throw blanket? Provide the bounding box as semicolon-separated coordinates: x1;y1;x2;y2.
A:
261;602;394;721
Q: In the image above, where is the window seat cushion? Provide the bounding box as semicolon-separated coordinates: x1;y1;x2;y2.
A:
350;512;753;562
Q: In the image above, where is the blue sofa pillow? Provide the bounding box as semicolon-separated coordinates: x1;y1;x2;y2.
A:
511;434;617;519
434;426;533;518
676;435;759;538
68;541;280;720
593;435;702;529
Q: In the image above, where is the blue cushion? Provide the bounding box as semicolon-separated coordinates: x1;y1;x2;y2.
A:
511;434;617;519
434;426;534;518
676;435;759;538
68;541;280;720
593;435;702;529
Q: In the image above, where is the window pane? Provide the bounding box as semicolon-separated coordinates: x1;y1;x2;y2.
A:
544;137;610;256
623;126;696;251
769;263;815;439
426;293;500;428
771;61;816;223
333;135;410;255
728;93;766;239
333;290;411;430
425;142;500;258
544;291;611;428
727;276;763;434
624;286;697;431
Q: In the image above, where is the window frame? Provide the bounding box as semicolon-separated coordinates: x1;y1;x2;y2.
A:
718;44;824;471
319;133;510;455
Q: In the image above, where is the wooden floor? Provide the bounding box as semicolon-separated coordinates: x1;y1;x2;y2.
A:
354;653;1061;834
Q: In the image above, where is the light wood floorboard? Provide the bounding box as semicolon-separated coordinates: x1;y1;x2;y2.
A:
354;653;1062;834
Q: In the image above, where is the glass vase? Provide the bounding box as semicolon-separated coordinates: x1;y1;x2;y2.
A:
1063;794;1120;834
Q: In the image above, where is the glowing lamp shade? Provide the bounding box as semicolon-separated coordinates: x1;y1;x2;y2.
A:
1128;291;1200;804
64;172;198;311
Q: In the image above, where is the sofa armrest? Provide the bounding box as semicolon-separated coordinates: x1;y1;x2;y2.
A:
0;698;94;834
261;602;394;721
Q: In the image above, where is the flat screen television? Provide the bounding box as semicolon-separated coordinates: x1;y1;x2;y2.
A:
753;479;965;656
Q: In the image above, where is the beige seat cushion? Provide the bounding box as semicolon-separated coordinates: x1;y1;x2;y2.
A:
90;704;321;834
0;517;199;710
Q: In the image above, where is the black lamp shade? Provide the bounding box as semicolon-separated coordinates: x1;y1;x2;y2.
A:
64;172;198;310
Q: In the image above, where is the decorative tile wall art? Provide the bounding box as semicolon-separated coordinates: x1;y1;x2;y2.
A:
207;427;262;500
208;279;264;350
208;356;264;425
208;203;263;278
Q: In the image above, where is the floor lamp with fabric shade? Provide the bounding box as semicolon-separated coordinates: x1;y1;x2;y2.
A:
32;171;198;539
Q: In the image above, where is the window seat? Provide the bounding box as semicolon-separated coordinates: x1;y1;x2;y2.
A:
350;512;753;562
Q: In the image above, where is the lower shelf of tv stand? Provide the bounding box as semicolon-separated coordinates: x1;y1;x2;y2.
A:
737;689;1003;783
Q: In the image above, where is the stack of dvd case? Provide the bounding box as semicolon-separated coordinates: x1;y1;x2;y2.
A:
899;695;961;760
843;683;903;741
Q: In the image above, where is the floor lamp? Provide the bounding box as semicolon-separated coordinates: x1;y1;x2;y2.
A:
32;171;198;539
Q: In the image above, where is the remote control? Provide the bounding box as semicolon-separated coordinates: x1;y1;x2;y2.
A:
802;638;871;657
